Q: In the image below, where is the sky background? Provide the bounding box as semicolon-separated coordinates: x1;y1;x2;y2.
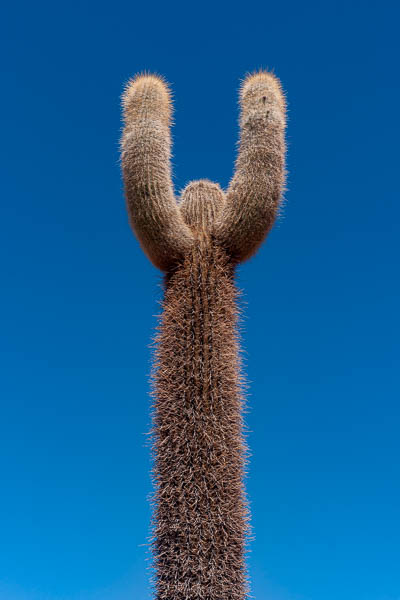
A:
1;1;399;599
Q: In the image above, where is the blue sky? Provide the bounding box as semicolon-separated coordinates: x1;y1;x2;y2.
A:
1;1;399;599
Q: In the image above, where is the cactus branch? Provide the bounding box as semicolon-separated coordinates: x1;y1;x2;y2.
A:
214;71;286;262
121;74;194;271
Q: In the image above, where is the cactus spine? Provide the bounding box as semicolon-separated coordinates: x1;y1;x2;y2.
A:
121;71;286;599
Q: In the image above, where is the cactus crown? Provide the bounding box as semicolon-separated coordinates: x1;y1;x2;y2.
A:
121;71;286;270
180;180;225;233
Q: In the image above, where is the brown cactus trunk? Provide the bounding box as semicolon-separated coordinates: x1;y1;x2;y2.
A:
151;238;249;600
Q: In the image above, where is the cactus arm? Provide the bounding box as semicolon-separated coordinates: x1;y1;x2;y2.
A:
121;74;194;271
214;71;286;262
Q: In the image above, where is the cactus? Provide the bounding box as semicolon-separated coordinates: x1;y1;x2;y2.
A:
121;71;286;600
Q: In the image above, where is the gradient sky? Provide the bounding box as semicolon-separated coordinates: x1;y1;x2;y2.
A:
1;1;399;599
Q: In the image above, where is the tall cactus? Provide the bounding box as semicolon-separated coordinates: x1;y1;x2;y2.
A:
121;71;286;600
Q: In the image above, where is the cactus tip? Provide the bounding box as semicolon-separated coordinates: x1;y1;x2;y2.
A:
240;69;286;110
121;72;173;119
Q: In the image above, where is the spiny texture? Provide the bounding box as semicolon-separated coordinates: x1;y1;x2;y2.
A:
120;70;287;600
151;240;249;600
121;71;286;270
180;180;225;231
214;72;287;262
121;74;193;271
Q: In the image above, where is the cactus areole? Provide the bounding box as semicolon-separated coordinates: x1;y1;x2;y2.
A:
120;71;287;599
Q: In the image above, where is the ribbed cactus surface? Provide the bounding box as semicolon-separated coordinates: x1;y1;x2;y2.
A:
152;237;248;599
120;71;286;600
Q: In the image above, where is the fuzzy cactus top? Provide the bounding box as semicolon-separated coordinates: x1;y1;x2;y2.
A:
121;72;286;270
121;71;286;600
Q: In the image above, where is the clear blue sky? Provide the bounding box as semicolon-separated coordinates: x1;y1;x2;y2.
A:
1;1;399;599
